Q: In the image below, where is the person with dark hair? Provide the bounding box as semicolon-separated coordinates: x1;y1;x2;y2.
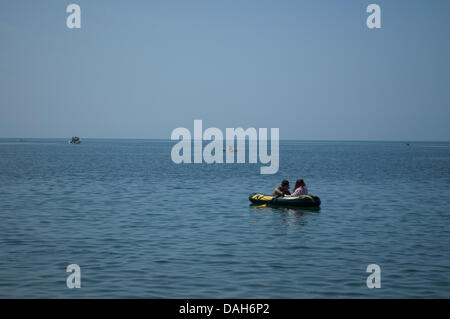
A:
286;179;308;197
272;180;291;196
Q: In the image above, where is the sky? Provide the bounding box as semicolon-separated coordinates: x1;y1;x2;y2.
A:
0;0;449;140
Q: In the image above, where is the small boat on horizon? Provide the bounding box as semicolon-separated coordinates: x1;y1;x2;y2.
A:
69;136;81;144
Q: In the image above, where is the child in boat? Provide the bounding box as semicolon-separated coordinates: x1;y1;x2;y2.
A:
287;179;308;197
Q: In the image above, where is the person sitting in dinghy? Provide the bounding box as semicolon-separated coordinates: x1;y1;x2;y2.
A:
272;180;291;196
285;179;308;197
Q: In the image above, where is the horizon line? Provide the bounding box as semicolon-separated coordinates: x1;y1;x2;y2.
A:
1;137;450;143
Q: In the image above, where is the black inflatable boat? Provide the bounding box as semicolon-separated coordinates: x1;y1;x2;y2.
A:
249;193;321;208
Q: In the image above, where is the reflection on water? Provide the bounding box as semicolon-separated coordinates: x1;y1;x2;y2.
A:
250;204;320;227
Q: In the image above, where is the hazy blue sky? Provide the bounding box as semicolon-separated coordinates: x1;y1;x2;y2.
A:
1;0;449;140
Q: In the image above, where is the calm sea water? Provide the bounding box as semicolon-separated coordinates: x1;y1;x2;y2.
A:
0;139;449;298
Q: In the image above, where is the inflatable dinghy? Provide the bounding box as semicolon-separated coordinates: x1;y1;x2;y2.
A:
249;193;321;208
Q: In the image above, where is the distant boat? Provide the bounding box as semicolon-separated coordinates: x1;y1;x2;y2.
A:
69;136;81;144
406;143;410;146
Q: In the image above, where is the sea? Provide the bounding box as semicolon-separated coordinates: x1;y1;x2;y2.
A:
0;139;449;298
